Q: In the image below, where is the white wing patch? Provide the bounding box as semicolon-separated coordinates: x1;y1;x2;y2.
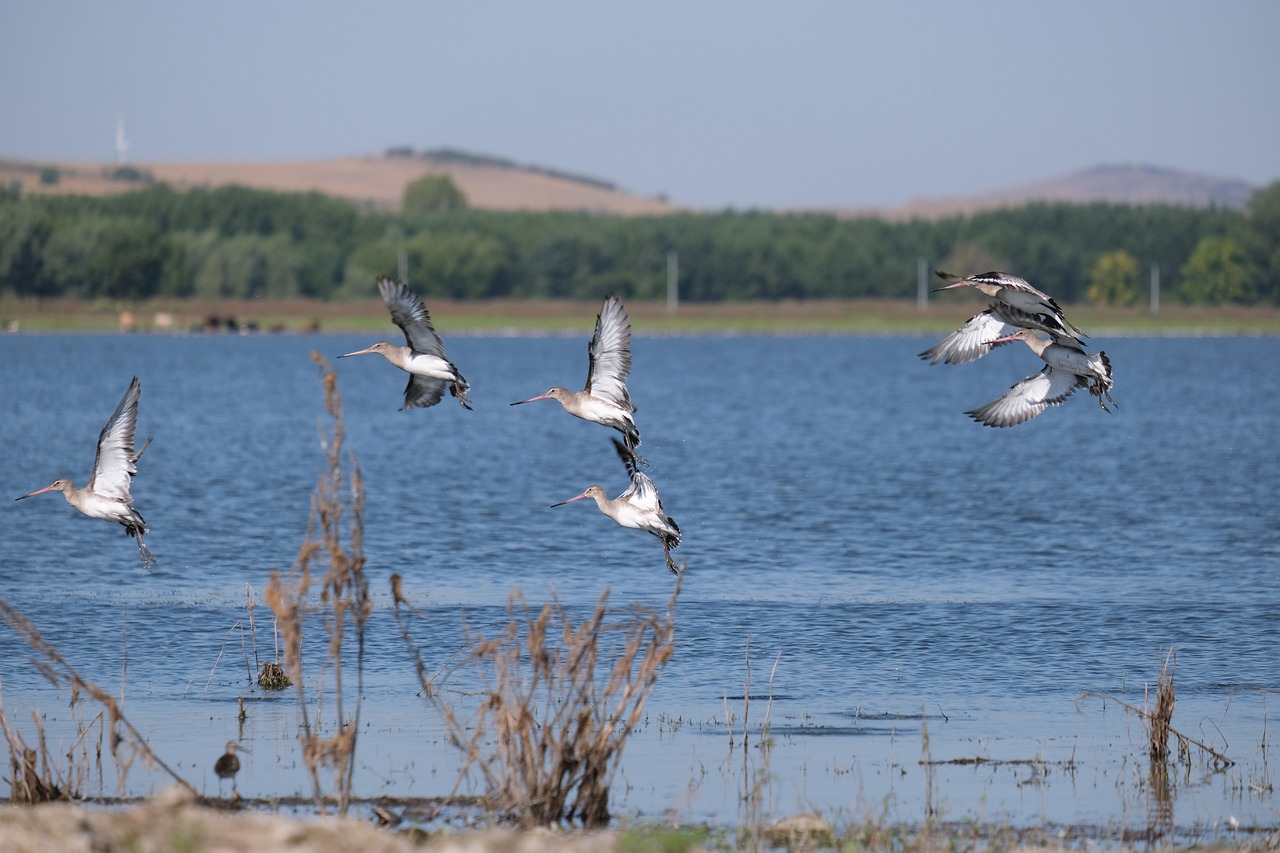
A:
584;295;634;410
89;376;142;501
966;367;1087;428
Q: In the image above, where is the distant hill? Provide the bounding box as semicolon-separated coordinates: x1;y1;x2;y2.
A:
0;153;1260;218
878;164;1258;220
0;149;679;216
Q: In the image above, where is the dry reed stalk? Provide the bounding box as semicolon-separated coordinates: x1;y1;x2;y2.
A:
1080;646;1234;769
264;352;369;815
0;599;195;798
422;581;680;827
1149;647;1176;762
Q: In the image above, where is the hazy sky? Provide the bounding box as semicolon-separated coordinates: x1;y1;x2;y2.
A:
3;1;1277;209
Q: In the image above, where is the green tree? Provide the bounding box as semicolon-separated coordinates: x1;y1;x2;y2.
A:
409;232;510;298
402;174;467;214
1177;236;1256;304
1085;250;1142;306
192;234;301;298
1244;181;1280;302
81;218;167;299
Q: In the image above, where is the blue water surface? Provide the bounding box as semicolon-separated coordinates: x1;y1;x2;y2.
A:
0;330;1276;834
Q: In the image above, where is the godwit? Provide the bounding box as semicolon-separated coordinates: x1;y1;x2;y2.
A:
15;376;155;571
967;328;1116;428
921;303;1082;366
511;295;643;462
214;741;245;795
552;439;682;574
933;270;1086;341
339;277;472;410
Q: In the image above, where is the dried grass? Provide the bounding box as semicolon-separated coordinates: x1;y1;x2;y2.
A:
1081;646;1233;769
263;352;370;815
404;582;680;827
0;601;195;801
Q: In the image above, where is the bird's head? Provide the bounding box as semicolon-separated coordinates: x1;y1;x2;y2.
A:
511;387;570;406
15;479;72;500
338;341;394;359
551;485;605;508
987;329;1040;346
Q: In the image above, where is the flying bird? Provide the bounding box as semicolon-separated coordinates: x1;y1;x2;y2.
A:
933;270;1086;342
552;439;682;574
921;303;1082;366
966;329;1116;428
339;277;472;410
15;376;155;571
511;295;643;463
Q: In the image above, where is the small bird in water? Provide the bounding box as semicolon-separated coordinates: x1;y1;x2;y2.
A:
340;277;472;410
966;328;1116;427
214;741;246;796
16;376;155;571
553;439;682;574
932;270;1086;342
512;294;644;463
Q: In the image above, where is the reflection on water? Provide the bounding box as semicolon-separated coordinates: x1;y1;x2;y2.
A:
0;332;1276;836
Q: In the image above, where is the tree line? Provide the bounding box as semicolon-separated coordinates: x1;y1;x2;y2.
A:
1;177;1277;305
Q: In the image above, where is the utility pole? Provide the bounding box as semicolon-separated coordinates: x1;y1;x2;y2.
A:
667;251;679;314
917;257;928;312
1150;264;1160;316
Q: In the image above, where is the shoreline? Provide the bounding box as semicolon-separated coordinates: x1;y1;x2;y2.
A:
1;786;1272;852
3;296;1279;336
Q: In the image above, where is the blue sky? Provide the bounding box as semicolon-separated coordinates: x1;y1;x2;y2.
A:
2;0;1277;209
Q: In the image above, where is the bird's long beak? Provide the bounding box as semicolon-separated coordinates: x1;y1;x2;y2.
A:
510;393;550;406
551;491;592;508
987;334;1019;344
338;346;376;358
930;281;969;293
15;484;56;501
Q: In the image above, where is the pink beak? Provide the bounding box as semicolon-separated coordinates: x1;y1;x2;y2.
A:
15;484;58;501
551;491;592;508
338;346;378;358
511;393;551;406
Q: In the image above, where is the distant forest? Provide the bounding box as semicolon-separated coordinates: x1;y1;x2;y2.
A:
1;179;1277;305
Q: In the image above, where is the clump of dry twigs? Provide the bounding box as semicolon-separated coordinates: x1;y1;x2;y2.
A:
1148;647;1176;762
0;600;194;801
263;352;370;815
1081;646;1233;770
401;582;680;827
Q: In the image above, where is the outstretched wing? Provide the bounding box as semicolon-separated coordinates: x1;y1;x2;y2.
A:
379;277;446;358
920;309;1019;366
583;295;634;409
89;376;142;501
402;375;448;410
611;437;656;506
966;366;1087;428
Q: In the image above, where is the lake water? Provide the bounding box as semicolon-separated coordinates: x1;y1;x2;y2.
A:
0;330;1276;840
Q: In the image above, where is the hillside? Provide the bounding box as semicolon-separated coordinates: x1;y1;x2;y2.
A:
0;154;1260;218
879;164;1257;219
0;152;679;216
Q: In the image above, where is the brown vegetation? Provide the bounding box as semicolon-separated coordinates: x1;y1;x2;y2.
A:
263;353;370;814
396;585;680;828
0;154;678;215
